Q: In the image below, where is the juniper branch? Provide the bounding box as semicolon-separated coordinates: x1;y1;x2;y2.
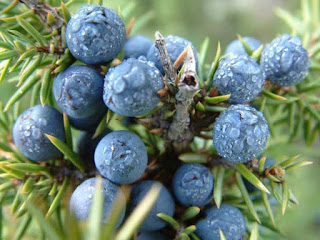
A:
19;0;64;30
166;45;199;153
35;46;65;55
154;31;177;94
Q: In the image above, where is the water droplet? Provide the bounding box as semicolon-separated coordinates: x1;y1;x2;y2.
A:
24;131;30;137
247;136;255;145
71;21;81;32
280;50;293;73
253;125;262;138
113;78;126;93
229;128;240;139
124;96;133;104
39;118;47;127
32;128;41;140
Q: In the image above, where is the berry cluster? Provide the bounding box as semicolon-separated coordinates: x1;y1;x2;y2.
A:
10;3;310;240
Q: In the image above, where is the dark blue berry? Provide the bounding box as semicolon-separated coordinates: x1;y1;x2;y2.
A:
66;5;126;65
12;105;65;162
94;130;148;184
172;163;214;207
213;55;265;104
53;65;105;119
103;57;164;117
260;34;309;86
68;107;107;131
69;178;126;226
129;180;175;231
147;35;198;74
225;36;261;56
124;35;153;59
76;129;110;169
244;158;276;192
195;204;246;240
213;105;269;163
137;231;170;240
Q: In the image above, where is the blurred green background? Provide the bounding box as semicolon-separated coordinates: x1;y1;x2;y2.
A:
1;0;320;239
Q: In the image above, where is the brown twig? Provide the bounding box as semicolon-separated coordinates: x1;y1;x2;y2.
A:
165;45;199;153
35;46;64;55
19;0;64;30
155;31;177;95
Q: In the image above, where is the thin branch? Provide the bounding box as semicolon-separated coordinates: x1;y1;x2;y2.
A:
35;46;64;55
155;31;177;94
166;45;199;152
19;0;64;30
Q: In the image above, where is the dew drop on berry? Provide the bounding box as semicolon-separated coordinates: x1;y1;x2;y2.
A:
32;128;41;140
113;78;126;93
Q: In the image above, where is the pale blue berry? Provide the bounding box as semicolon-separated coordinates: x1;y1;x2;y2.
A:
94;130;148;184
213;105;269;163
147;35;198;74
129;180;175;231
213;55;265;104
124;35;153;59
172;163;214;207
103;57;164;117
260;34;309;86
195;204;246;240
53;65;105;119
12;105;65;162
66;5;126;65
225;36;261;56
69;178;126;226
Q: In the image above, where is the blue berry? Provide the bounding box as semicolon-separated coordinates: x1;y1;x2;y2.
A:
124;35;153;59
69;178;126;226
94;130;148;184
53;65;105;119
137;231;170;240
68;107;107;131
129;180;175;231
225;36;261;56
195;204;246;240
76;129;110;168
212;105;269;163
12;105;65;162
66;5;126;65
260;34;309;86
244;158;276;193
213;55;265;104
103;57;164;117
172;163;214;207
147;35;199;74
